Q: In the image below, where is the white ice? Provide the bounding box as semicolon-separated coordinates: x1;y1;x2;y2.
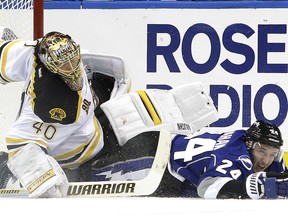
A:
1;197;287;215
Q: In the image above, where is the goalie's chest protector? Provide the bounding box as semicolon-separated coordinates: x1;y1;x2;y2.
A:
30;59;82;124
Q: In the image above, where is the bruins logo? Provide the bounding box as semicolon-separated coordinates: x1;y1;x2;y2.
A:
49;108;67;121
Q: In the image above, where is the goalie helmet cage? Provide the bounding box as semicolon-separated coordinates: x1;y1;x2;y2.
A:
0;0;44;151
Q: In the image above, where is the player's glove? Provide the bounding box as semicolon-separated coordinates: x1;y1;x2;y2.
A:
246;171;288;199
265;171;288;199
245;172;266;199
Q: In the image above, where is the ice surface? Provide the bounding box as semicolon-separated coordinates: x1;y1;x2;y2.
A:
1;197;287;216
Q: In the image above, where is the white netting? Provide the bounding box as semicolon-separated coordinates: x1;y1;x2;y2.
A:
0;0;33;40
0;0;34;151
0;0;33;9
0;27;18;40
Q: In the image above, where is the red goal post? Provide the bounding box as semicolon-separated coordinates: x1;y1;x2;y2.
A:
34;0;44;40
0;0;44;151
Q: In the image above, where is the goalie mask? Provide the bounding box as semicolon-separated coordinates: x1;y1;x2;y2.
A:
38;32;83;91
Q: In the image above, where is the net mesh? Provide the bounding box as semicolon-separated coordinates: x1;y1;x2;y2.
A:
0;0;32;9
0;0;34;151
0;0;33;40
0;27;18;40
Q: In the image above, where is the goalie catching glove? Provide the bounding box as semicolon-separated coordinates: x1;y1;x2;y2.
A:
7;143;68;198
246;171;288;199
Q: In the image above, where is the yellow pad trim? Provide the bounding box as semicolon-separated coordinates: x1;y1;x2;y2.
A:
284;152;288;169
137;90;161;125
27;169;56;193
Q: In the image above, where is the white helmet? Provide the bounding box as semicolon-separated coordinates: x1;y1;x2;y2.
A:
38;31;83;91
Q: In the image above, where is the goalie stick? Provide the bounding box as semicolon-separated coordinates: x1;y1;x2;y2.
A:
0;129;171;198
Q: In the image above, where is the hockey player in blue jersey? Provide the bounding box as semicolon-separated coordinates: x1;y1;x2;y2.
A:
163;120;287;199
83;119;287;199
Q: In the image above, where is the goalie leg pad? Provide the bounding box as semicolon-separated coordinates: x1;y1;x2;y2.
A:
100;82;218;146
7;143;68;198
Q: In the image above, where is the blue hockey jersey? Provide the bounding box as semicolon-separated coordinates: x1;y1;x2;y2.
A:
169;130;285;193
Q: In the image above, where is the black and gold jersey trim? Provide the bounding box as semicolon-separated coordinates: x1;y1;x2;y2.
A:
0;40;20;83
30;54;82;124
54;116;101;169
6;138;48;158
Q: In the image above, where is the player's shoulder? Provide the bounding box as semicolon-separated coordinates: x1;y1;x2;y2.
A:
0;39;37;57
208;129;246;153
172;129;246;143
267;159;287;173
217;129;246;141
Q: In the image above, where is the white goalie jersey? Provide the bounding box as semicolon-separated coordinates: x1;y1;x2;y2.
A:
0;40;104;169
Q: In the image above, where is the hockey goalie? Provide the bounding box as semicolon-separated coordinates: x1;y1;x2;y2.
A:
0;30;219;198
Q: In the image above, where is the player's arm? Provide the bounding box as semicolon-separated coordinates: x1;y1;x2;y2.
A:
199;171;288;199
197;176;246;199
215;178;248;199
0;40;36;84
7;143;68;198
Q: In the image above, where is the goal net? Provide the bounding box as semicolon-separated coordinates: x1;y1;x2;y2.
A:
0;0;34;40
0;0;43;151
